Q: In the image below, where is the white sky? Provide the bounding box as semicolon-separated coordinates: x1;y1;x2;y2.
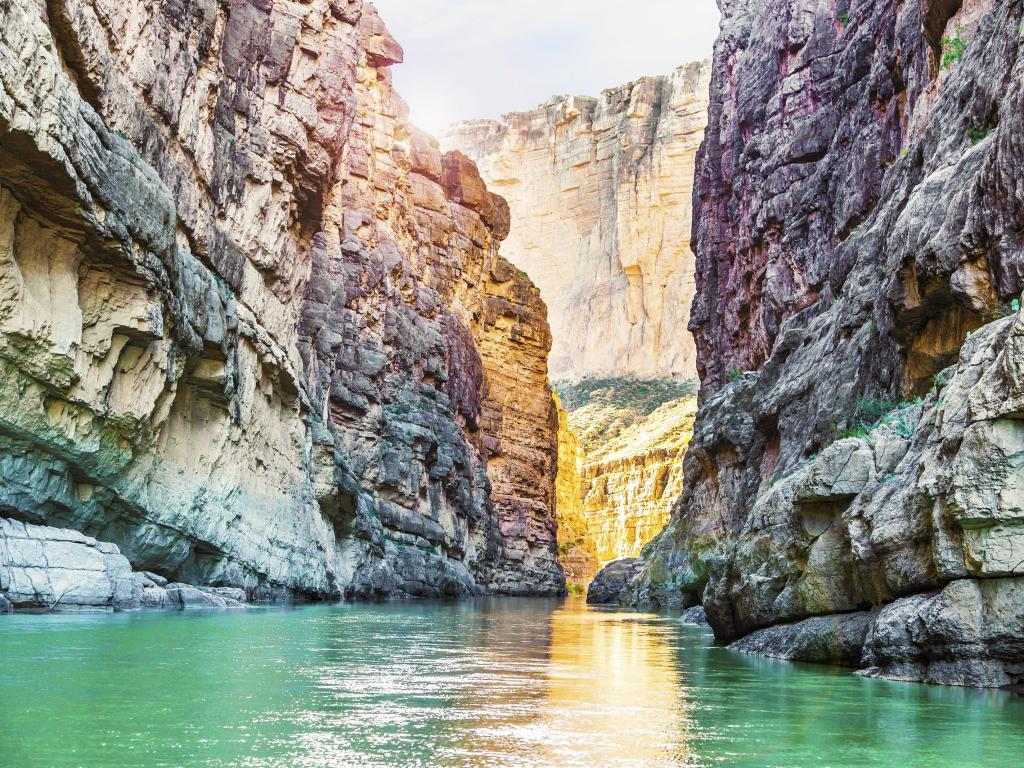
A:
371;0;721;134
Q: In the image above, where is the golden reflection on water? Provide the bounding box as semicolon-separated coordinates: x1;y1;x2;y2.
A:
459;599;693;768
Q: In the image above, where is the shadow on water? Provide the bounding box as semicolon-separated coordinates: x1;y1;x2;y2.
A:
0;598;1022;767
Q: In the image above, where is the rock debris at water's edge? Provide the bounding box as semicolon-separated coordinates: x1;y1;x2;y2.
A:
592;0;1024;688
0;0;563;606
0;518;247;611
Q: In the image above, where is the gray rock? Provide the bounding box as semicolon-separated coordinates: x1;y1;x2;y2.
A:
680;605;709;626
164;584;243;609
729;612;875;667
141;572;169;588
0;518;141;611
0;592;12;613
860;578;1024;688
587;559;640;604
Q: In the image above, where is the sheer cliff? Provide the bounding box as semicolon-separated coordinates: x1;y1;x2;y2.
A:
0;0;563;608
443;62;711;381
598;0;1024;688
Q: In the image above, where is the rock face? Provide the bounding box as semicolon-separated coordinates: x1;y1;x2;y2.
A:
443;62;711;381
0;517;140;610
553;395;598;587
602;0;1024;687
0;0;563;604
558;378;696;579
0;517;244;610
580;395;696;567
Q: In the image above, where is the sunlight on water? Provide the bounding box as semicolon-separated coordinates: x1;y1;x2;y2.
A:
0;597;1021;767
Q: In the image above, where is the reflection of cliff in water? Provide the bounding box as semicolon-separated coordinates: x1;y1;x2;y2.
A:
531;601;695;767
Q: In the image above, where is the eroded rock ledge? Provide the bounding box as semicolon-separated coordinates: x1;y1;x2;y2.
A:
594;0;1024;687
0;0;563;606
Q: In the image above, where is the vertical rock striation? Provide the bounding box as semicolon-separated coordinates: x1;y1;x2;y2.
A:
0;0;563;606
443;62;711;381
600;0;1024;687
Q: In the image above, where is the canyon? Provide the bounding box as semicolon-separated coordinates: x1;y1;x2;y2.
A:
593;0;1024;689
1;0;1021;701
445;66;711;585
0;0;563;609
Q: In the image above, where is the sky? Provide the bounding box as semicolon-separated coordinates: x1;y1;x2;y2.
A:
371;0;721;134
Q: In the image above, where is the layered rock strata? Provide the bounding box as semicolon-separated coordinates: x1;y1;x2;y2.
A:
555;378;696;582
579;395;696;566
443;62;711;380
598;0;1024;687
0;0;563;606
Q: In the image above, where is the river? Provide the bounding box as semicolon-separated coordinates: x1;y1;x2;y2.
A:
1;597;1021;767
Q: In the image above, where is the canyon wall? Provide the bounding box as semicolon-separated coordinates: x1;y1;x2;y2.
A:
443;62;711;381
598;0;1024;688
580;395;696;567
556;378;696;583
0;0;563;608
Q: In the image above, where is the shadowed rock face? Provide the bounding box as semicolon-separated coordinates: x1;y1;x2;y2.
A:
443;62;711;381
0;0;563;604
597;0;1024;687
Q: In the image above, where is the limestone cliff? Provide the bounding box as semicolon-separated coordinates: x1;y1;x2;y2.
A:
556;378;696;580
0;0;563;607
553;394;596;587
598;0;1024;688
443;62;711;381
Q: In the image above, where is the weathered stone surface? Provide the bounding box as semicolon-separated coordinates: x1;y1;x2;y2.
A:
580;395;696;567
555;379;697;584
0;518;140;610
586;558;639;605
861;577;1024;687
680;605;709;626
0;0;562;602
600;0;1024;686
729;612;876;667
444;62;711;380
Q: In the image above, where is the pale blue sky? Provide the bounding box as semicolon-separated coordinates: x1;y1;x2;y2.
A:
371;0;721;134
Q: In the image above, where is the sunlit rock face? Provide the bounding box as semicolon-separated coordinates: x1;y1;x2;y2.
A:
600;0;1024;686
443;62;711;381
553;395;597;587
556;379;696;581
0;0;563;603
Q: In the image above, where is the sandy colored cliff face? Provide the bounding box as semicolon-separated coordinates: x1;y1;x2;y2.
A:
0;0;563;603
553;394;597;587
443;62;710;381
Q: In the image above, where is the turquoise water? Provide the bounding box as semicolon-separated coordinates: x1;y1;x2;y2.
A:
1;597;1021;767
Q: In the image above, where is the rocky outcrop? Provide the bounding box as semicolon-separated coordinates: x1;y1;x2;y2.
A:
586;558;639;605
0;517;140;610
557;378;696;579
601;0;1024;687
0;517;245;610
0;0;563;604
443;62;711;381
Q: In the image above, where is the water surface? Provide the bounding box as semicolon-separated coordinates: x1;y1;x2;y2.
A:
1;597;1021;767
